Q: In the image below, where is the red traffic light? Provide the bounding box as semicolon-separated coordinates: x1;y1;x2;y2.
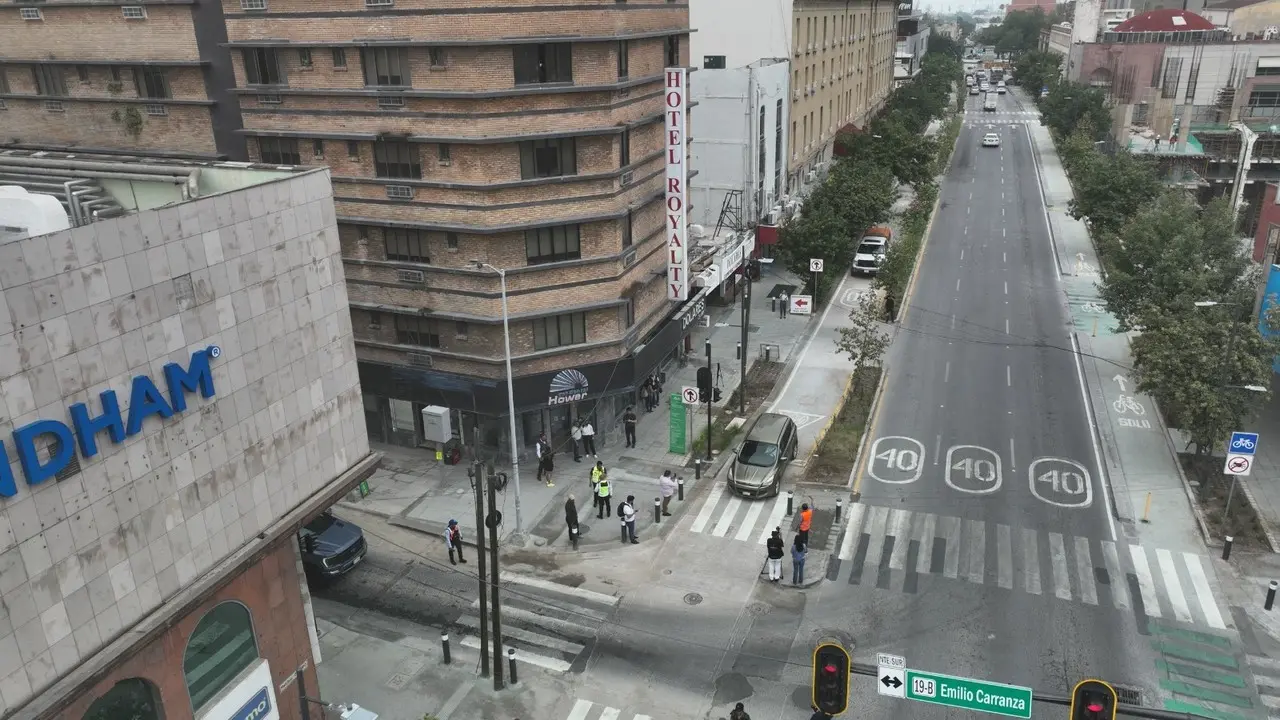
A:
1086;704;1104;712
811;643;851;716
823;665;838;674
1070;679;1117;720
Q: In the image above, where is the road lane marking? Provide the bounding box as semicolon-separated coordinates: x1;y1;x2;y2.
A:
1102;541;1130;608
1075;536;1098;605
1029;457;1093;509
1003;228;1007;238
1009;438;1016;470
960;249;965;260
770;271;851;411
1003;251;1007;263
712;495;742;537
567;699;594;720
758;494;790;544
500;572;620;606
945;361;951;383
956;278;961;292
1005;318;1010;334
966;519;986;584
934;434;942;463
965;226;968;235
950;314;956;330
838;503;868;560
945;445;1003;495
1069;333;1117;540
1130;545;1161;617
997;524;1013;589
460;635;572;672
599;708;622;720
1183;552;1226;629
915;513;937;574
690;482;725;534
888;509;911;569
1049;532;1072;600
942;515;961;579
862;506;890;574
1004;280;1008;294
1157;548;1193;623
735;499;766;542
867;436;925;484
1022;527;1042;595
1006;365;1011;386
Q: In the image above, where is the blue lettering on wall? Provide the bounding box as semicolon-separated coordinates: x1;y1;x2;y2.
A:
0;346;221;497
231;688;272;720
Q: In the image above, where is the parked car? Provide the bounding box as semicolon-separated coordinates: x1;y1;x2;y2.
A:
299;511;367;578
728;413;799;498
851;236;888;275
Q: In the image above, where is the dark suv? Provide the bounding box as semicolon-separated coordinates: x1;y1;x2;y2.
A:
299;511;367;578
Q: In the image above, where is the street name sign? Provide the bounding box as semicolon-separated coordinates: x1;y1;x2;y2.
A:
904;669;1033;718
877;654;906;699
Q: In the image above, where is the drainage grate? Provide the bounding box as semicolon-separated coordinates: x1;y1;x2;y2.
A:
1113;684;1143;706
684;592;703;605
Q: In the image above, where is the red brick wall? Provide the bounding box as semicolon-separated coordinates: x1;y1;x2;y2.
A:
1255;182;1280;263
47;538;316;720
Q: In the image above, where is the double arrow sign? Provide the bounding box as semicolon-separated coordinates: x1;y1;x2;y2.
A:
881;675;903;690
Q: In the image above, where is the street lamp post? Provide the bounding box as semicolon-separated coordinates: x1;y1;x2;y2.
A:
475;261;524;538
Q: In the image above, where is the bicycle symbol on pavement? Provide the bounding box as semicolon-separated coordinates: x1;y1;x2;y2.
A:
1112;395;1146;416
1081;302;1106;314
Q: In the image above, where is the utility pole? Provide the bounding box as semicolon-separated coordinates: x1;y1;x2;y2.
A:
470;452;490;678
705;339;713;460
486;464;505;690
739;272;751;416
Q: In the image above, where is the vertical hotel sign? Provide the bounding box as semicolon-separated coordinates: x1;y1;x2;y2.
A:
665;67;689;301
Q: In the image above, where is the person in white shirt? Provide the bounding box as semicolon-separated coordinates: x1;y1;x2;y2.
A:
580;421;597;457
658;471;677;516
621;494;638;543
571;422;583;462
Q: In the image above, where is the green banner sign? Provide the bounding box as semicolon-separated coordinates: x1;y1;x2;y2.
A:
667;393;686;454
904;670;1032;719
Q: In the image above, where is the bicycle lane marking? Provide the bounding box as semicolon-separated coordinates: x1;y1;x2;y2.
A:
1109;390;1155;432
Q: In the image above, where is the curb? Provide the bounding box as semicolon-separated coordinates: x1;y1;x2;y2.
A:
757;550;830;589
1239;479;1280;553
807;370;857;468
847;364;889;494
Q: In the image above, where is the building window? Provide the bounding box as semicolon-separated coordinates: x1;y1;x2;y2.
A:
240;0;267;9
617;41;629;79
446;232;458;249
665;35;680;66
75;65;89;82
758;105;766;191
122;5;146;19
110;66;121;82
0;68;8;94
368;311;382;328
31;65;66;96
525;225;581;264
259;137;300;164
312;139;325;158
373;139;421;179
429;47;445;67
134;67;170;99
384;228;429;262
619;128;630;167
184;602;260;712
332;48;347;68
703;55;726;69
362;47;410;87
242;48;285;85
622;210;633;248
532;312;587;350
774;99;783;195
347;140;360;158
622;299;635;328
395;315;440;348
438;143;451;163
513;43;572;85
84;678;164;720
455;320;469;338
299;48;313;68
519;138;576;179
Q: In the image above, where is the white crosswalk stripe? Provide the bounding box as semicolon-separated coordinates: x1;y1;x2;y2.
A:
1130;544;1160;617
1075;536;1098;606
454;573;619;675
1102;541;1130;609
1157;548;1193;623
965;519;986;584
1247;656;1280;716
915;513;937;575
563;699;654;720
1050;532;1072;601
1022;527;1041;595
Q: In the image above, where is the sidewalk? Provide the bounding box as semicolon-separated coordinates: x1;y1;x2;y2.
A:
1026;120;1208;554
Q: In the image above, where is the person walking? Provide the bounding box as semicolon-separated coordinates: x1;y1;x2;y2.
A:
571;421;583;462
596;473;612;519
791;535;808;585
540;442;555;487
565;495;579;546
534;432;548;483
621;495;639;543
884;294;896;323
445;519;466;565
798;503;813;547
581;420;597;457
766;530;784;582
590;461;607;513
659;471;677;516
729;702;751;720
623;406;638;448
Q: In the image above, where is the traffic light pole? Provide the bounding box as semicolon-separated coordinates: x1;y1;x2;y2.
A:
470;458;490;678
739;273;750;416
705;339;713;460
486;464;505;690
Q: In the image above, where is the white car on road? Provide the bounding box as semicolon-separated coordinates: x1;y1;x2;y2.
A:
982;133;1001;147
851;237;888;275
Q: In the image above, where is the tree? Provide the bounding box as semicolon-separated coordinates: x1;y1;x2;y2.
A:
778;208;852;298
928;33;964;61
973;8;1052;57
1099;195;1254;331
836;289;891;373
1039;82;1111;140
840;118;937;188
1013;50;1062;95
806;159;897;239
1067;147;1161;240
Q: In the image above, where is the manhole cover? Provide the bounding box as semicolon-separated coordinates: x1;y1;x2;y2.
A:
684;592;703;605
747;601;772;616
577;523;591;536
384;673;411;691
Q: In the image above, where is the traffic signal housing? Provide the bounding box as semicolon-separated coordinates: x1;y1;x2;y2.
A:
1070;679;1117;720
713;387;723;403
811;643;851;716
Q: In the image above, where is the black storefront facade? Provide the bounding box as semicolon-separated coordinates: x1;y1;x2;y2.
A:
359;290;710;459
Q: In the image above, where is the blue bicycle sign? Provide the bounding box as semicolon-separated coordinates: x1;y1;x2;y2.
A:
1230;431;1260;455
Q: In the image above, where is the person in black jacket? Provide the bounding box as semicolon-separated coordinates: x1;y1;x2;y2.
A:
565;495;579;547
766;529;785;582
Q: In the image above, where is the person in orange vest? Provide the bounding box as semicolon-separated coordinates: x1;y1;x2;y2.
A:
798;503;813;546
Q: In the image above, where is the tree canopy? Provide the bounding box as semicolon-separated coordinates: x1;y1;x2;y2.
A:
1012;50;1062;95
972;9;1053;57
1038;83;1111;140
1066;142;1162;239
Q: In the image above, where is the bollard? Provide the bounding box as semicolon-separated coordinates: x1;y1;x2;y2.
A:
654;497;662;524
507;648;518;685
569;526;578;550
736;342;741;360
1224;536;1235;562
621;517;628;544
441;632;451;665
836;498;843;521
1268;581;1278;611
695;459;702;480
1141;492;1152;524
678;476;685;501
786;491;794;516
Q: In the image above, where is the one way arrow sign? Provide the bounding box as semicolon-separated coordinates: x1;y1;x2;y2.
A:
881;675;903;689
877;662;906;699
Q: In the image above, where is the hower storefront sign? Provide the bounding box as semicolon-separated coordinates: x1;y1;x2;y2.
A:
0;345;220;497
665;67;689;301
548;369;590;405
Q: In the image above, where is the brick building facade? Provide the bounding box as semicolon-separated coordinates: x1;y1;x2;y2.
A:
0;0;245;159
222;0;693;455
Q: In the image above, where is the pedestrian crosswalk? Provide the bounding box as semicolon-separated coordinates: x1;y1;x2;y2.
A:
688;481;796;544
1248;654;1280;718
565;699;652;720
965;110;1040;116
452;571;619;674
830;503;1228;630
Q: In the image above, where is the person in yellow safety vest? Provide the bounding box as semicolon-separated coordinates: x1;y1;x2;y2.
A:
590;462;607;512
596;476;612;520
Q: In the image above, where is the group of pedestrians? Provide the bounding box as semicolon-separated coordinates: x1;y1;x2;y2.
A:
765;503;812;585
559;463;680;547
640;374;664;412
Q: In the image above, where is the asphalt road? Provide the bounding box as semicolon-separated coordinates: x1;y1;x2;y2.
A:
825;88;1161;713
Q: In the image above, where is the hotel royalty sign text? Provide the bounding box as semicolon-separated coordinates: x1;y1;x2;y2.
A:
665;68;689;301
